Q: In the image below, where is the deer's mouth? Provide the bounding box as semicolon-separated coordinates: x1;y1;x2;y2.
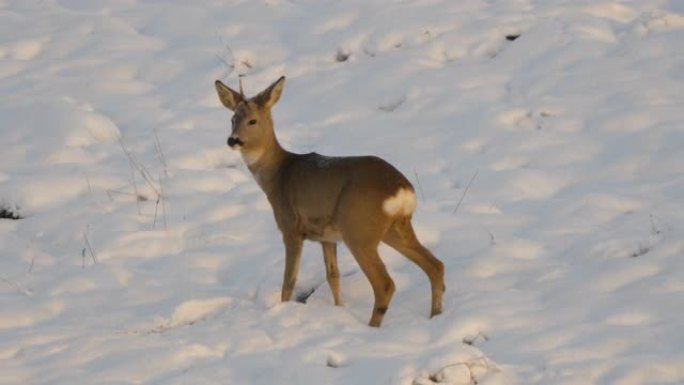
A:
227;136;245;148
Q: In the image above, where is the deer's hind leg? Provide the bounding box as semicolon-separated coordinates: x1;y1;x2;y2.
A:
338;192;397;327
344;241;395;327
383;217;444;318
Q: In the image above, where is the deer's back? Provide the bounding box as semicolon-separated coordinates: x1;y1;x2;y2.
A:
273;152;413;241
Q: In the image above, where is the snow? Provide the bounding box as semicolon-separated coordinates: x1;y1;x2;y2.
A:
1;0;683;384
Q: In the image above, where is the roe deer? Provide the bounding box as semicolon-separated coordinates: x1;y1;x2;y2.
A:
215;76;444;327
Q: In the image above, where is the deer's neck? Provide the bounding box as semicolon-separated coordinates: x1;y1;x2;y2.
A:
245;132;288;194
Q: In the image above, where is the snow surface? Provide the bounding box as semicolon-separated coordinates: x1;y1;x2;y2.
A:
1;0;683;384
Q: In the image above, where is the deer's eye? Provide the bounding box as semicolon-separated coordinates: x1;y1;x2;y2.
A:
248;119;257;125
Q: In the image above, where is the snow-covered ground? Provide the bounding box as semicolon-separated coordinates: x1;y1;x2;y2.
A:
1;0;683;384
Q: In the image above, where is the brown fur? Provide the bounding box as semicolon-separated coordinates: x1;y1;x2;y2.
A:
215;76;445;327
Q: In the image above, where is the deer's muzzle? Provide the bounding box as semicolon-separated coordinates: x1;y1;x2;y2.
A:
227;136;244;148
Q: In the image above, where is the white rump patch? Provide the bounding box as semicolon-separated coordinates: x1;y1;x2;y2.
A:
382;188;417;216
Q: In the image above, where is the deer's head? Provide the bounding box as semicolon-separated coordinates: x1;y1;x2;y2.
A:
215;76;285;164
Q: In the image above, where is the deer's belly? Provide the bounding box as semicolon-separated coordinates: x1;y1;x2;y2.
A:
302;217;341;242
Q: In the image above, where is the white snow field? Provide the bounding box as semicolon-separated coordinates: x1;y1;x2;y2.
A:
1;0;683;384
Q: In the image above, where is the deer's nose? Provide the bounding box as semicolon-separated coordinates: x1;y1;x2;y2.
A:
227;136;243;148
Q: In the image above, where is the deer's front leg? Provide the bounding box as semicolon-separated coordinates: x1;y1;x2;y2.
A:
281;233;303;302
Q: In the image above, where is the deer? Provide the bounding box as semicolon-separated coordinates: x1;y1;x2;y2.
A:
214;76;445;327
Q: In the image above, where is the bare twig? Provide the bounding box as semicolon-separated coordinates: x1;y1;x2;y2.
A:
129;162;142;214
119;137;170;226
215;41;235;74
452;169;479;215
83;172;93;195
152;185;167;230
152;197;160;229
83;225;98;266
159;173;167;229
107;186;147;207
153;128;168;178
152;129;169;229
488;230;497;246
215;55;234;73
118;138;160;196
107;187;137;199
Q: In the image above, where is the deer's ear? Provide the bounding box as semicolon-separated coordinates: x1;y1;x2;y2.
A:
254;76;285;108
215;80;243;111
